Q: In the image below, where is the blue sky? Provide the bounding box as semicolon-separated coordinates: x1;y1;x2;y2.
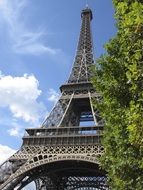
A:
0;0;116;165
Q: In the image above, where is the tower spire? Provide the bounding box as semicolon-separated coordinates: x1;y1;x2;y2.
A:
68;7;94;83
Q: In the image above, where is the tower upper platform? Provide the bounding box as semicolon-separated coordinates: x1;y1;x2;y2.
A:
81;8;93;20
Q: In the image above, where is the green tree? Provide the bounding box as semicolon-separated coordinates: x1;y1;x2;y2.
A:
92;0;143;189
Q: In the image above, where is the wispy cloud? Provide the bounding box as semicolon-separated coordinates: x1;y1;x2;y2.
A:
47;88;59;104
7;121;22;137
0;0;59;55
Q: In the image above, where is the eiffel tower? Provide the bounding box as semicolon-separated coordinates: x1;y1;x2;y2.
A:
0;7;109;190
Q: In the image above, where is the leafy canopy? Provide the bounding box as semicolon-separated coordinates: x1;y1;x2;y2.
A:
92;0;143;189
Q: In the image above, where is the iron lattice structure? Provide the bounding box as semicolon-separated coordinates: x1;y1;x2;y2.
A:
0;8;109;190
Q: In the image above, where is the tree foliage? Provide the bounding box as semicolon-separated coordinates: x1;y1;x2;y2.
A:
92;0;143;189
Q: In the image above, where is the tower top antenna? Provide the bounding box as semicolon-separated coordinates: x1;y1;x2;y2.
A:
86;0;89;8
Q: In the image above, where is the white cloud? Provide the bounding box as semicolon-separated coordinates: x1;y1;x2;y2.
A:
7;121;22;137
0;0;59;55
47;88;59;103
0;144;16;164
0;72;46;123
8;126;20;137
